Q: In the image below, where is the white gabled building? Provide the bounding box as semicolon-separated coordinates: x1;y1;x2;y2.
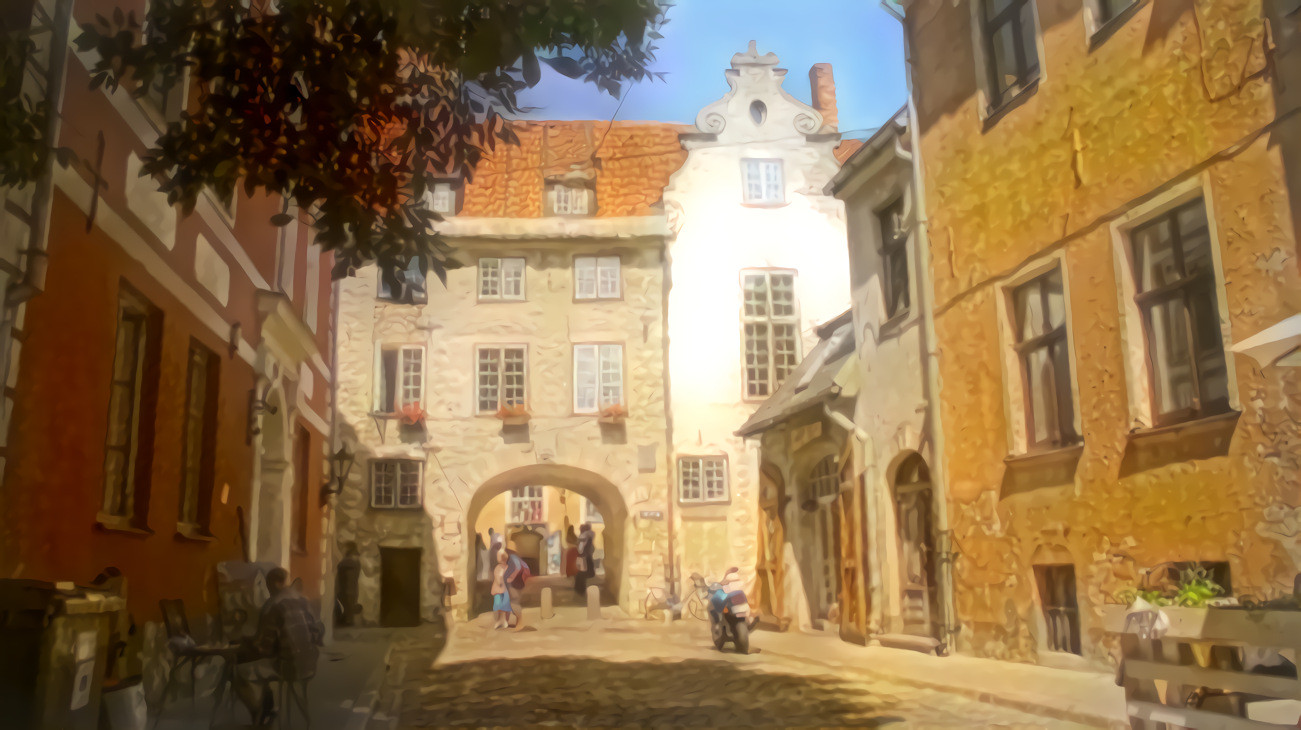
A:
663;42;853;614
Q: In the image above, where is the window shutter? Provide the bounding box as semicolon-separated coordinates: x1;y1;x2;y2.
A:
479;259;500;298
574;345;598;413
599;344;623;408
400;347;423;407
379;350;398;412
502;258;524;299
575;257;597;299
597;257;620;298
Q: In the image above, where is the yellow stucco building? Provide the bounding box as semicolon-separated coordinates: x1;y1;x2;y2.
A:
896;0;1301;666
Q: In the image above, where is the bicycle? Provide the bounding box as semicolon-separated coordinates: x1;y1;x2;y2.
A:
642;586;672;621
683;573;710;621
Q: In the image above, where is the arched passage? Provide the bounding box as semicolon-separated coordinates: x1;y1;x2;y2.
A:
464;464;630;617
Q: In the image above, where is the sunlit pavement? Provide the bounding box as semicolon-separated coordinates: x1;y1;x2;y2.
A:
363;607;1101;729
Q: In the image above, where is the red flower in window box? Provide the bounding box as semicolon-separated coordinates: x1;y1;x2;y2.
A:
496;403;530;425
398;402;427;427
598;403;628;424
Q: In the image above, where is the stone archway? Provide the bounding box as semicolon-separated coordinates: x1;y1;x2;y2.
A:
464;464;630;616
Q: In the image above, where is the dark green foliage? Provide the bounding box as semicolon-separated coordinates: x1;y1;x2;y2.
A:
20;0;668;285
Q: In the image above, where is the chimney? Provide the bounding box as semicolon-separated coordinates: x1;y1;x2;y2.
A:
808;63;838;132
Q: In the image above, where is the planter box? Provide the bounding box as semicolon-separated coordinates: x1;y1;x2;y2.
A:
1105;604;1301;729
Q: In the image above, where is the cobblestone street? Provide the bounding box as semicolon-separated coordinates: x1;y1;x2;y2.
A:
364;609;1098;729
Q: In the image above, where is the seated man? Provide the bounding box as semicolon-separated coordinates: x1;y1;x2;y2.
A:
234;567;324;725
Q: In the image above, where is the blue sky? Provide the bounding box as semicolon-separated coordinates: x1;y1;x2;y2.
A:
516;0;909;141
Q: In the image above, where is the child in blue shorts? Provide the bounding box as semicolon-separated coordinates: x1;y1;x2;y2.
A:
492;551;511;629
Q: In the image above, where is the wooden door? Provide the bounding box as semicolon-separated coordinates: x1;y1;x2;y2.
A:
837;443;868;644
895;455;938;638
380;547;422;627
755;463;787;627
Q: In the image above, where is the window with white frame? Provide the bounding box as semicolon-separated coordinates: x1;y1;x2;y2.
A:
378;258;428;304
477;346;527;413
678;456;728;503
478;257;525;301
509;486;544;523
978;0;1040;110
1127;198;1230;425
742;271;800;398
574;256;620;300
375;346;424;414
742;159;783;204
549;182;592;215
573;344;623;414
1008;267;1079;450
427;181;458;216
370;460;422;509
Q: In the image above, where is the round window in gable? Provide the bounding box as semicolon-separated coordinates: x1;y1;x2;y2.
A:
750;100;767;126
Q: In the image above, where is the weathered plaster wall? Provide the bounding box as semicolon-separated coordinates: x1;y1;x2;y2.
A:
837;126;938;638
662;45;852;599
333;235;671;622
907;0;1301;665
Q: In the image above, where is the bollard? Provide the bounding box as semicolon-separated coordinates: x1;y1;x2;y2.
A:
586;585;601;620
541;586;554;620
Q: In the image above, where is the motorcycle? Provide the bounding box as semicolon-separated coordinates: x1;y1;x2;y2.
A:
694;567;759;654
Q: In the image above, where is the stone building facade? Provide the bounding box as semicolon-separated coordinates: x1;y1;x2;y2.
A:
332;121;687;623
663;43;853;603
897;0;1301;667
829;110;952;653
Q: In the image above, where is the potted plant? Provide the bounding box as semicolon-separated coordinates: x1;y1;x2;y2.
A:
1111;565;1227;667
496;403;530;426
598;403;628;424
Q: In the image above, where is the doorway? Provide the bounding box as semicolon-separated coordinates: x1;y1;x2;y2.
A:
380;547;422;627
894;454;938;639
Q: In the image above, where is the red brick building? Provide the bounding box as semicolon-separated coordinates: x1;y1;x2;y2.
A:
0;0;335;689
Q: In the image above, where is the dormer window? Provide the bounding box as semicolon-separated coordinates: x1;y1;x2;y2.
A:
424;179;462;216
742;159;783;205
548;182;593;216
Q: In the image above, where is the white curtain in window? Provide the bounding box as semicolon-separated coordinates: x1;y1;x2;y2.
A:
574;345;598;412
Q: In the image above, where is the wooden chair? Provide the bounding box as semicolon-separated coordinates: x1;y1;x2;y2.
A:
153;599;218;727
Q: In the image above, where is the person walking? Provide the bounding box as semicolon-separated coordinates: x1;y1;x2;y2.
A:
563;525;579;577
503;541;528;630
491;551;512;629
574;523;596;596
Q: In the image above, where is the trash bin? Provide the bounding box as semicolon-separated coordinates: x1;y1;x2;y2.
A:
0;579;125;730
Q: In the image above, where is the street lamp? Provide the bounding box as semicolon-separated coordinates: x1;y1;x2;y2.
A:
321;445;355;502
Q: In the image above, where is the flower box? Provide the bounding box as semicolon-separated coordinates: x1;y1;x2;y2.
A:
398;403;427;427
598;404;628;424
1105;603;1301;728
496;404;530;426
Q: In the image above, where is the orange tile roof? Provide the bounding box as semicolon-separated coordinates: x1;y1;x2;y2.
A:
833;139;864;165
461;121;691;218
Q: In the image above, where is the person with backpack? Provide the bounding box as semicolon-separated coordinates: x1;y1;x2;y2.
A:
503;541;530;630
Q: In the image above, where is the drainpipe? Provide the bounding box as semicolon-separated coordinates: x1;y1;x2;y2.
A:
323;277;342;644
5;0;74;308
882;0;961;654
822;401;880;638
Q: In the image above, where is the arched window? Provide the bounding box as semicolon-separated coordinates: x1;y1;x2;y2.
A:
809;455;838;499
896;453;930;487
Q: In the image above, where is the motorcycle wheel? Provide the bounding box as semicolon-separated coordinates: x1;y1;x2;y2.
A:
731;616;750;655
710;615;727;650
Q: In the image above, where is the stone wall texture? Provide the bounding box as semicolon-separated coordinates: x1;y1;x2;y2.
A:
334;235;671;622
907;0;1301;665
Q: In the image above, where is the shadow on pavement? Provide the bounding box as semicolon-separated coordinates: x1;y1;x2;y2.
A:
382;654;909;727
